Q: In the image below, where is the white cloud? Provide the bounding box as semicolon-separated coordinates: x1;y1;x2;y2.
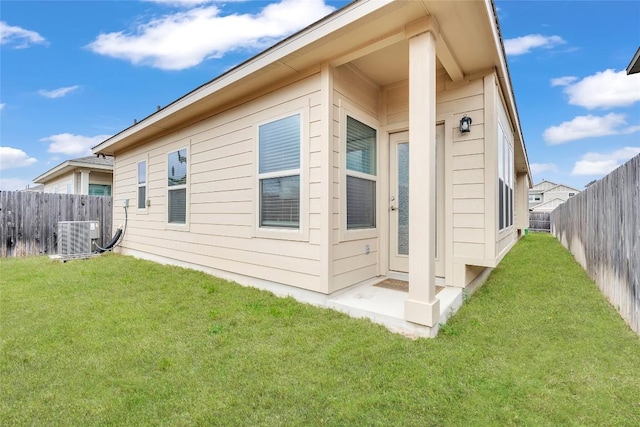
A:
0;177;33;192
557;69;640;109
550;76;577;87
504;34;565;56
0;146;38;170
38;85;80;99
530;163;558;175
87;0;335;70
543;113;640;144
41;133;112;156
572;147;640;176
0;103;5;111
0;21;47;48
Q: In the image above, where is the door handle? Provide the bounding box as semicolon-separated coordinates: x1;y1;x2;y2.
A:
390;206;398;211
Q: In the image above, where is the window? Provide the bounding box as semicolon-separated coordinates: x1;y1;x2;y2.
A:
529;194;541;201
498;122;513;230
89;184;111;196
167;149;187;224
568;192;575;197
258;114;300;229
346;116;377;229
138;160;147;209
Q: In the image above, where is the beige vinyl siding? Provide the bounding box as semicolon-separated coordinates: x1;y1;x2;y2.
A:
329;64;380;292
380;71;494;288
333;66;493;287
443;77;486;265
531;180;558;192
89;172;113;187
42;170;113;194
113;75;326;292
515;172;529;230
42;173;74;194
383;72;487;262
545;188;578;201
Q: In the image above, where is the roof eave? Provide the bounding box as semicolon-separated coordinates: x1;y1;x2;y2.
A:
626;47;640;75
33;161;113;184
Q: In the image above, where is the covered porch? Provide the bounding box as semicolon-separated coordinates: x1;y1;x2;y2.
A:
329;14;469;328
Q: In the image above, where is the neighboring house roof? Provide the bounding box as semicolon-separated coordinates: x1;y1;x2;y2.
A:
530;180;579;194
92;0;531;184
542;183;580;194
530;179;558;191
21;184;44;193
627;46;640;75
33;155;114;184
529;198;566;212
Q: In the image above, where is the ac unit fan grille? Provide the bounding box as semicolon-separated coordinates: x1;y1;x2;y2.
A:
58;221;99;256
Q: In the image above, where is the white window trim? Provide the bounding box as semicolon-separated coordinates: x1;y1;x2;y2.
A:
498;120;514;234
137;156;148;213
254;108;309;241
340;101;379;242
166;145;190;230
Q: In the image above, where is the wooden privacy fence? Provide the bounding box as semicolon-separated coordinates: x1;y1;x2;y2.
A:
551;155;639;334
529;211;551;232
0;192;113;257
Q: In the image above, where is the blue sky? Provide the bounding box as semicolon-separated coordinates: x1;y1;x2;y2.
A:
1;0;639;191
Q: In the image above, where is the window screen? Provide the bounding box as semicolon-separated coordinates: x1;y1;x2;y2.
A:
346;116;377;230
138;160;147;209
258;114;301;229
498;123;513;230
167;149;187;224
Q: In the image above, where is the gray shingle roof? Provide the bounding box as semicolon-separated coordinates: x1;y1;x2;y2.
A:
71;156;114;167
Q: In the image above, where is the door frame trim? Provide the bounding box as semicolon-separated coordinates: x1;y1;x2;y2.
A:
381;115;451;280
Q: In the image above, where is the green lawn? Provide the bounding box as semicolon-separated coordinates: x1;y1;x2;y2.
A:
1;233;639;426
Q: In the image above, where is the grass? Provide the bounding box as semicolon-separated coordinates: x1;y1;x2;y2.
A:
1;233;639;426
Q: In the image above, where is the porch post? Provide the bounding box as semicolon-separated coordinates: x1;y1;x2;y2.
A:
404;28;440;326
80;169;90;195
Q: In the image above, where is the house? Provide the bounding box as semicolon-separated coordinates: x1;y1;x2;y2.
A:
21;184;44;193
93;0;531;333
33;156;114;196
528;180;579;212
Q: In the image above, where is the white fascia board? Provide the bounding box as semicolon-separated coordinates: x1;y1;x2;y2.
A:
33;162;70;184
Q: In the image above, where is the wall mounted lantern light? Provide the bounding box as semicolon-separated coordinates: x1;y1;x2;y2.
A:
459;115;472;133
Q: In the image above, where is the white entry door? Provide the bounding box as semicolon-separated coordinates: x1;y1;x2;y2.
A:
389;126;445;276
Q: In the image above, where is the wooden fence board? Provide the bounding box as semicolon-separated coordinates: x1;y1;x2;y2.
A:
529;211;550;232
0;192;113;257
551;154;640;334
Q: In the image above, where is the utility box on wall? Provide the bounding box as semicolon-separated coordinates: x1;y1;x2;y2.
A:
58;221;100;256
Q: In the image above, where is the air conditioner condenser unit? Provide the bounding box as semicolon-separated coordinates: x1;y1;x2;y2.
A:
57;221;100;257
